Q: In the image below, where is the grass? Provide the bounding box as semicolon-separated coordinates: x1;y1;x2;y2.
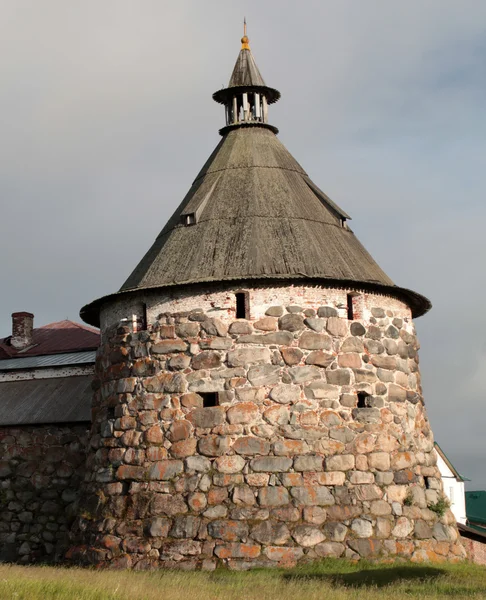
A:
1;560;486;600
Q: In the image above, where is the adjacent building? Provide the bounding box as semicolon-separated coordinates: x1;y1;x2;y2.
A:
0;312;98;562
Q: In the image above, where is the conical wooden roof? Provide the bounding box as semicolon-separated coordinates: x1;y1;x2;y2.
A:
228;47;266;88
80;40;431;326
121;127;394;291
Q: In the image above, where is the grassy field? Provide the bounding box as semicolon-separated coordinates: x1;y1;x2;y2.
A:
1;560;485;600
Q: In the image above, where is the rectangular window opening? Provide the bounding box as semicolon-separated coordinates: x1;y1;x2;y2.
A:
357;391;370;409
182;213;196;226
235;292;249;319
347;294;354;320
200;392;219;408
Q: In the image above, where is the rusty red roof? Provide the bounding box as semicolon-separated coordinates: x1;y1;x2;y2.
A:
0;320;99;359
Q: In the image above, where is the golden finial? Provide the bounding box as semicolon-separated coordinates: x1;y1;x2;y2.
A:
241;17;250;50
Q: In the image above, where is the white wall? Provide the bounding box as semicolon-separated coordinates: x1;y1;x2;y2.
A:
436;451;467;525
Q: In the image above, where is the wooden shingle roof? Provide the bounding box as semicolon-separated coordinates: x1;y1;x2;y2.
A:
81;126;430;325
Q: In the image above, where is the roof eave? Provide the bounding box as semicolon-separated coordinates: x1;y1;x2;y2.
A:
213;85;281;105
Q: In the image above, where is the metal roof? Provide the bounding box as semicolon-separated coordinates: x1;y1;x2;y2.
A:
0;375;92;425
0;320;99;360
0;351;96;371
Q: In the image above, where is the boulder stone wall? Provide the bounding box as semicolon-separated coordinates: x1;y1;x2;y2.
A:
71;285;465;569
0;424;88;563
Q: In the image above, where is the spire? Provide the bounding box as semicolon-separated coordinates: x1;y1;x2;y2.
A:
213;25;280;135
241;18;250;50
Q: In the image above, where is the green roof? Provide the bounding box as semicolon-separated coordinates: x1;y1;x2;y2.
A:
466;491;486;526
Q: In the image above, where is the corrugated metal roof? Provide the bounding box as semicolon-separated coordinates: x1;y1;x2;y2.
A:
0;376;92;425
0;320;99;360
0;351;96;371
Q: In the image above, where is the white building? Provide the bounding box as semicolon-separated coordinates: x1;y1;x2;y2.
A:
435;442;467;525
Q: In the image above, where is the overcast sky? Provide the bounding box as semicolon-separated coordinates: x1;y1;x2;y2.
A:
1;1;485;489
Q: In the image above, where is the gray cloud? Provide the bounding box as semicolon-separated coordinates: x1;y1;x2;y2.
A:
1;1;485;488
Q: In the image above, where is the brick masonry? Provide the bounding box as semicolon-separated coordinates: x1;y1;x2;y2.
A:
0;424;88;563
69;284;466;569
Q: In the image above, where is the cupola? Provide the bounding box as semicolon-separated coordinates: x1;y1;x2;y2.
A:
212;21;280;135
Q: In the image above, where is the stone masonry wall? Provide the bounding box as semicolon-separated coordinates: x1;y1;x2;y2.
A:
72;286;465;570
0;424;88;563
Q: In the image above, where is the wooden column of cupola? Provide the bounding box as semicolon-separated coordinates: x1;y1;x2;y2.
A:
226;90;268;126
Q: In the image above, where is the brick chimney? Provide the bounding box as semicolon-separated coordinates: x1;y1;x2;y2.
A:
11;312;34;350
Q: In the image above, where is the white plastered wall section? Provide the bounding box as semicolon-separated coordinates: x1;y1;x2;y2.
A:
436;452;466;525
100;283;412;333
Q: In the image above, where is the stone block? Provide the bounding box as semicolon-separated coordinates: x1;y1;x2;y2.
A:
392;517;413;538
198;435;230;456
281;347;304;365
351;518;373;538
266;306;284;317
250;521;290;545
149;460;184;480
168;420;192;442
238;332;294;345
229;321;253;335
233;437;270;456
299;332;332;350
191;351;221;370
175;323;200;338
326;369;351;385
147;517;171;537
293;456;323;471
227;348;271;367
305;351;334;367
251;457;292;472
290;486;335;506
185;456;211;472
258;487;290;507
278;314;305;332
304;318;327;332
170;439;197;458
273;440;309;456
317;306;338;318
326;455;355;471
254;317;277;331
352;408;381;423
188;493;207;512
170;515;201;538
350;322;366;336
264;546;304;563
269;384;301;404
315;541;345;557
370;500;392;516
227;402;260;425
289;366;322;384
187;407;225;429
232;486;256;506
215;455;246;473
207;520;249;541
368;452;391;471
292;525;326;547
214;543;261;559
263;405;290;425
326;317;348;337
151;340;188;354
247;365;281;386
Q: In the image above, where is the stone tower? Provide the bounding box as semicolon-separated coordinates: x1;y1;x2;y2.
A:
73;29;465;569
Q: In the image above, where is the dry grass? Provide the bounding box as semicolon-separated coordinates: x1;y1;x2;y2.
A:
1;560;486;600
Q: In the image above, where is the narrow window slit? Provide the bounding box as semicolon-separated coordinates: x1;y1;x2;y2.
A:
357;391;370;408
424;477;430;489
200;392;219;408
347;294;354;320
235;292;249;319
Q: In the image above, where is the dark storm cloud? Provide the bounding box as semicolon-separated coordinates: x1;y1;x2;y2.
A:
1;1;485;487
